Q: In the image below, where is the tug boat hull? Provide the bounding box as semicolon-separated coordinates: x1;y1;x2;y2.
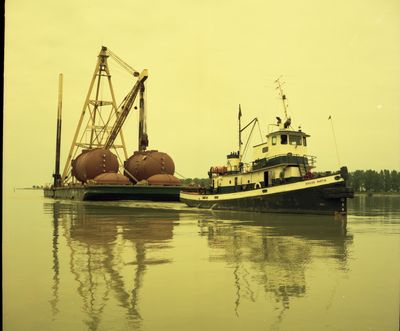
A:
180;174;353;215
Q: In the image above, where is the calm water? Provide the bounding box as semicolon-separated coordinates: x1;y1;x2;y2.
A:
3;191;400;331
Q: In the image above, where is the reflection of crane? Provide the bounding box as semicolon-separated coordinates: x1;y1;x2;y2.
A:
44;201;176;330
50;202;60;319
61;46;148;183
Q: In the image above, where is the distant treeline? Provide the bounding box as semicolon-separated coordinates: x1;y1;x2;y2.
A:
347;170;400;193
180;170;400;193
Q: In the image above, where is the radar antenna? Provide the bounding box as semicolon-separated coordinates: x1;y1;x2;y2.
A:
274;76;289;121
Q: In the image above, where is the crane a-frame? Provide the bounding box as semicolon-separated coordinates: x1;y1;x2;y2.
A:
61;46;148;184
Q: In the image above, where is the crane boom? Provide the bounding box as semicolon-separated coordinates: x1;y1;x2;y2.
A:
104;69;148;149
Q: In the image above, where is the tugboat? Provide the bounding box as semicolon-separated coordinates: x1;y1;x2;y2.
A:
180;78;354;215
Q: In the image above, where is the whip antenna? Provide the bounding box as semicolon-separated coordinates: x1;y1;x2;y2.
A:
328;115;341;167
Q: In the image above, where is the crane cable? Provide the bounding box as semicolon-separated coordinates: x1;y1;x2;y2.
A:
242;120;257;160
107;49;139;77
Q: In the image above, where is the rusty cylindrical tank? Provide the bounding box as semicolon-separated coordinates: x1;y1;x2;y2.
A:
147;174;181;186
72;148;119;183
93;172;130;184
124;150;175;183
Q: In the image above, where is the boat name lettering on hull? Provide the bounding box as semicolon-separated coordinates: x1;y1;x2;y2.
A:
305;178;327;185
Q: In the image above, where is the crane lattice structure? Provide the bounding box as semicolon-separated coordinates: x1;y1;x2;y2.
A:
61;46;148;183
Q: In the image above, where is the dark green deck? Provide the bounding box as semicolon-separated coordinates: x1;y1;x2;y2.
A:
43;184;181;201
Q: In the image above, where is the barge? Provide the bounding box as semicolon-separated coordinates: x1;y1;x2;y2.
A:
44;46;183;201
44;184;181;201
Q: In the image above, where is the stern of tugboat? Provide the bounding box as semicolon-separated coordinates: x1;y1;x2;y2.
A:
321;166;354;215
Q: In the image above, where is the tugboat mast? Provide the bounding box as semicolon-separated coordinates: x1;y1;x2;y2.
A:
275;76;289;121
275;76;292;129
238;104;242;156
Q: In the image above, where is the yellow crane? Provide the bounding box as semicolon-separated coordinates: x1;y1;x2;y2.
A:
61;46;148;184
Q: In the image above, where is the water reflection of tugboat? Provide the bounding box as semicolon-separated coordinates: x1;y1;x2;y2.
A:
181;78;354;215
45;201;178;331
198;211;352;319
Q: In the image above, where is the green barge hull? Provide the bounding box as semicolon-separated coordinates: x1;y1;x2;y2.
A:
43;184;181;201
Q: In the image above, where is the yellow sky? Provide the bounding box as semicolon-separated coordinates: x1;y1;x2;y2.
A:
4;0;400;188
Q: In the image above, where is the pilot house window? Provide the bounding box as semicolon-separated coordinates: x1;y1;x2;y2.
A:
303;137;307;146
281;134;288;145
289;135;302;145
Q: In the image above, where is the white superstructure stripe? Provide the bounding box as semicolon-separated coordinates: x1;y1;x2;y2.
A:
180;175;343;202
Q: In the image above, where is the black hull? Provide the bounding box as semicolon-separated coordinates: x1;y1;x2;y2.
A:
181;181;352;215
44;185;181;201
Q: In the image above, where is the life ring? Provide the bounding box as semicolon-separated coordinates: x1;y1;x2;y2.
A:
255;182;262;189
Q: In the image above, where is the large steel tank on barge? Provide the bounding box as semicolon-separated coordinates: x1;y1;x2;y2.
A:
124;150;180;185
71;148;119;183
